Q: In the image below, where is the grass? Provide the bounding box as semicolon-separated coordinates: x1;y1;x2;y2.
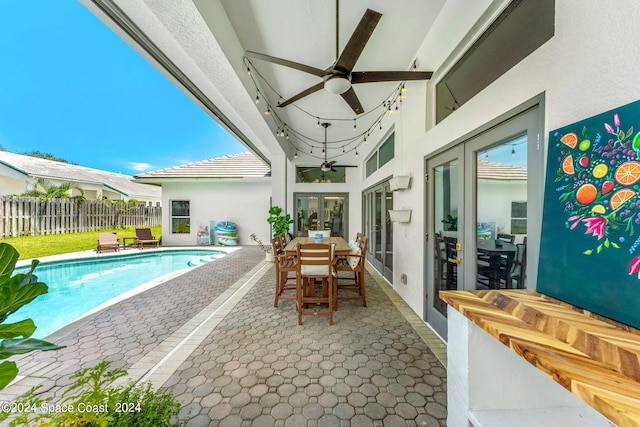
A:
1;225;162;260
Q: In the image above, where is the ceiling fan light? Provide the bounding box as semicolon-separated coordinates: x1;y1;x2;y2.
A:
324;76;351;94
321;163;332;172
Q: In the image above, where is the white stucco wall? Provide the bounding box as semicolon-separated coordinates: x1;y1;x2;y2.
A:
383;0;640;319
160;180;271;246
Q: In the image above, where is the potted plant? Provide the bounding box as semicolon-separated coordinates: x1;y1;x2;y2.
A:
267;206;294;241
250;233;274;262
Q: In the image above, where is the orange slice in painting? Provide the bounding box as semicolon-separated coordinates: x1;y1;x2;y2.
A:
561;155;575;175
576;183;597;205
560;132;578;148
614;161;640;185
609;189;637;210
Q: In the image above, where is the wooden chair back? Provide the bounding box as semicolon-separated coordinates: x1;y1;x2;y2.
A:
496;233;515;243
296;243;336;324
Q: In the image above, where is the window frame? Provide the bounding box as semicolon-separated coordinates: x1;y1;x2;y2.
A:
171;200;191;234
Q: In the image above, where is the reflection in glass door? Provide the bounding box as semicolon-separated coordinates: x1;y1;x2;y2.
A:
426;146;464;340
363;182;393;282
294;193;348;238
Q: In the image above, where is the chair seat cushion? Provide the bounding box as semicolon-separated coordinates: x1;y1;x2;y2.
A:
347;241;361;270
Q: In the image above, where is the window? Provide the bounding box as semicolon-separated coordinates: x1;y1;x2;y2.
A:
295;166;346;183
435;0;554;123
511;201;527;234
171;200;190;234
365;132;395;177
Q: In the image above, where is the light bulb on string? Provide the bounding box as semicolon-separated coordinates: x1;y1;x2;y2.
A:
316;119;320;128
353;120;357;131
322;147;325;156
255;93;260;104
265;108;271;115
401;84;406;93
310;148;313;155
485;152;489;160
355;150;359;157
364;136;367;144
395;103;399;113
379;123;383;132
275;128;280;137
342;147;345;154
285;133;289;140
247;67;251;76
294;150;298;159
280;129;285;137
511;145;516;157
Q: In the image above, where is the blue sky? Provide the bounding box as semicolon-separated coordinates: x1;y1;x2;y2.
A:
0;1;245;175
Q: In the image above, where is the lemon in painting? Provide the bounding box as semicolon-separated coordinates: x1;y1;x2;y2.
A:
591;204;606;214
592;164;608;178
579;139;591;151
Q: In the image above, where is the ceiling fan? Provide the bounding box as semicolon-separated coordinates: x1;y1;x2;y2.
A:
245;6;432;115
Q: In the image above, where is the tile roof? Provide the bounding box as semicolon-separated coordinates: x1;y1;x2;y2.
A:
134;152;271;180
0;151;161;198
477;160;527;180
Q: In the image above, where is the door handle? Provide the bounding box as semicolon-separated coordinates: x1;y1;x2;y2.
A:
447;257;462;265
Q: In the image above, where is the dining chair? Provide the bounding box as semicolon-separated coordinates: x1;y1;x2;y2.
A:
335;235;368;307
296;243;337;325
503;236;527;289
496;233;515;243
272;236;297;307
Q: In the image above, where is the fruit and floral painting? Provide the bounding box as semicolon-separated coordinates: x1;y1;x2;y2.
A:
539;99;640;329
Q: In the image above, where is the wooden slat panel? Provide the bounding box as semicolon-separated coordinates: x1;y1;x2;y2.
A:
441;289;640;427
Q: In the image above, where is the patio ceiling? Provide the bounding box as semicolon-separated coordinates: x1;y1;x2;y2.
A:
194;0;448;166
81;0;490;168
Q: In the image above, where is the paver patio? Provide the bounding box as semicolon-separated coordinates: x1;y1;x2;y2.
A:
1;246;447;426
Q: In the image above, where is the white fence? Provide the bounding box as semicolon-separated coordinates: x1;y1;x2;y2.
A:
0;196;162;237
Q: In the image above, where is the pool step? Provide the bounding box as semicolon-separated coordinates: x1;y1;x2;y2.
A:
188;254;225;267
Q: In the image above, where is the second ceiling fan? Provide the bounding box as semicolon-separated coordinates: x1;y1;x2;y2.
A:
246;5;432;115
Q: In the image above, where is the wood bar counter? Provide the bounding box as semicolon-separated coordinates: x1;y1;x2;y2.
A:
441;289;640;427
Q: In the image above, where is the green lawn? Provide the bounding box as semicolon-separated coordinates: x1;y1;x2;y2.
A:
1;226;162;260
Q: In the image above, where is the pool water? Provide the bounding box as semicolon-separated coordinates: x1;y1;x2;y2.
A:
14;249;226;338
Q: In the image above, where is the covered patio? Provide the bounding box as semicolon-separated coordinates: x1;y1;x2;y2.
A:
1;247;447;426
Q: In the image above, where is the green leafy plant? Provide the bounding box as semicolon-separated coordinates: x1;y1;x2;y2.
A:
0;361;186;427
267;206;293;237
0;243;64;390
249;233;272;253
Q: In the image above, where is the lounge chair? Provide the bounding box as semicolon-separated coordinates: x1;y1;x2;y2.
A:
135;228;160;249
97;232;120;253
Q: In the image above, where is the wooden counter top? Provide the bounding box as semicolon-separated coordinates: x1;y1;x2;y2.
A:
440;289;640;427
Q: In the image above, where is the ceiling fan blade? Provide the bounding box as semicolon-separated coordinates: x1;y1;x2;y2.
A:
351;70;433;84
334;9;382;74
340;87;364;115
328;160;337;166
245;51;325;77
278;82;324;108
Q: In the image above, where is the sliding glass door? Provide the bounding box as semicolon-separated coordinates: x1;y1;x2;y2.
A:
363;181;393;281
294;193;348;238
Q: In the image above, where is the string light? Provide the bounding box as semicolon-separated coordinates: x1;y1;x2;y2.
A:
244;56;414;159
276;128;280;137
322;147;325;156
294;150;298;159
342;147;345;154
355;150;359;157
511;145;516;157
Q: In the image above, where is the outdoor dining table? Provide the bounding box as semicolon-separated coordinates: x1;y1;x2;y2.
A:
284;236;351;299
284;236;351;256
477;239;516;289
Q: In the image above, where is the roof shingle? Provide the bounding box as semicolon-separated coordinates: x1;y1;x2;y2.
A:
134;152;271;179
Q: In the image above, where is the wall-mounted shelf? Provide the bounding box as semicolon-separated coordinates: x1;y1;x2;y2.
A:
389;176;411;191
388;209;411;223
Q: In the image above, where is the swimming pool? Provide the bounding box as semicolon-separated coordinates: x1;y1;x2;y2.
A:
14;249;227;339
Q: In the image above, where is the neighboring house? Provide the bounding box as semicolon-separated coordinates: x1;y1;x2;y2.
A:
134;152;271;246
476;160;527;240
0;151;161;205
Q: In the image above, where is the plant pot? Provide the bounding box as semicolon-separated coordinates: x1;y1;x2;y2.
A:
265;252;274;262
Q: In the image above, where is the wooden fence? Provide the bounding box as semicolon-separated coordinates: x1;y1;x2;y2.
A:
0;196;162;237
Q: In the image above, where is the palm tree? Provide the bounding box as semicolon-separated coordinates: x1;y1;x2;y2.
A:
21;177;85;201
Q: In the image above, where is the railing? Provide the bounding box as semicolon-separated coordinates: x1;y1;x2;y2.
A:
0;196;162;237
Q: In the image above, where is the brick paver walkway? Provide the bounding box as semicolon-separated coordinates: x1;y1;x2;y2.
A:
1;246;447;426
